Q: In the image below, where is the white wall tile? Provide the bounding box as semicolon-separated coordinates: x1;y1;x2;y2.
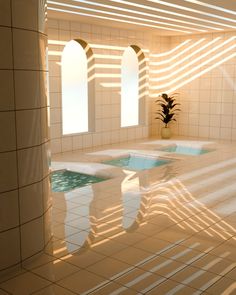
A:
41;142;51;178
72;135;83;150
19;182;43;224
17;146;43;187
0;151;18;193
42;176;52;212
0;0;11;26
16;109;42;149
83;134;92;148
220;128;231;140
14;70;41;110
198;126;209;138
50;138;62;154
21;217;44;260
0;70;14;111
0;112;16;152
0;27;12;69
61;136;72;152
12;0;38;31
0;190;19;232
13;29;39;70
0;228;21;269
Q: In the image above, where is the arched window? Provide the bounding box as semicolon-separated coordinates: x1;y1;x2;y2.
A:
61;39;90;135
121;46;140;127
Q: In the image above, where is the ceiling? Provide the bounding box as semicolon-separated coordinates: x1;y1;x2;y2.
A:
47;0;236;35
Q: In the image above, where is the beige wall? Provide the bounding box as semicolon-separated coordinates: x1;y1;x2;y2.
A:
151;31;236;140
47;18;170;153
48;18;236;150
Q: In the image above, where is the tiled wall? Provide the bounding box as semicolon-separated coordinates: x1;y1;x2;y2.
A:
48;18;236;147
150;31;236;140
48;18;170;153
0;0;51;273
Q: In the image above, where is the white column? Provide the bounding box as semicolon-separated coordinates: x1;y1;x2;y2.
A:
0;0;51;272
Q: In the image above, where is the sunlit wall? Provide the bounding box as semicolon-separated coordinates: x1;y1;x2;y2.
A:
48;19;152;153
150;32;236;140
48;18;236;154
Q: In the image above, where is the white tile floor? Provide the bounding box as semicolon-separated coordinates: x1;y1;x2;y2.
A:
1;138;236;294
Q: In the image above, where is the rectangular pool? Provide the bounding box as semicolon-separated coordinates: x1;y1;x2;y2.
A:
51;170;106;192
103;155;171;171
161;145;211;155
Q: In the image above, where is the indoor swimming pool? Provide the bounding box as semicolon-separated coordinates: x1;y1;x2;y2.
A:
103;155;171;171
160;145;212;155
51;169;106;192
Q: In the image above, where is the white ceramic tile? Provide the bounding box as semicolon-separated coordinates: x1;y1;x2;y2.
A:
221;103;233;115
0;151;18;193
38;0;47;33
13;28;39;70
39;34;47;71
17;146;43;187
49;93;61;108
41;142;50;178
0;70;14;111
0;190;19;232
50;108;61;124
19;182;43;224
42;176;52;212
14;70;40;110
50;138;62;154
62;137;73;152
220;127;232;140
199;114;210;127
221;115;232;128
40;71;49;108
210;115;221;127
0;111;16;152
21;216;44;260
12;0;38;30
32;284;76;295
72;135;83;150
16;109;42;149
198;126;209;138
47;19;58;29
0;271;50;294
0;228;20;270
50;124;61;139
0;27;12;69
83;134;92;148
41;107;50;143
209;127;220;139
44;208;53;245
232;129;236;140
0;0;11;26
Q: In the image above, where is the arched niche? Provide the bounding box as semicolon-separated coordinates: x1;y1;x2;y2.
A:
121;45;147;127
61;39;95;135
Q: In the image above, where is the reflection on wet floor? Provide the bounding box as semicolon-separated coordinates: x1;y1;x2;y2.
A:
1;139;236;295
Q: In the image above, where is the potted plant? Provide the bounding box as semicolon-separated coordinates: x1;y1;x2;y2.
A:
155;93;180;139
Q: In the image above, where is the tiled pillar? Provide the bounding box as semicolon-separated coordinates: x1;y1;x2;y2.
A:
0;0;51;273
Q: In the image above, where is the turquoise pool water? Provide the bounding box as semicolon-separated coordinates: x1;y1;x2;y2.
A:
103;156;171;171
161;145;211;155
51;170;106;192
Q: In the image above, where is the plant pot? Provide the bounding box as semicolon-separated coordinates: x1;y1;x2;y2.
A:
161;126;171;139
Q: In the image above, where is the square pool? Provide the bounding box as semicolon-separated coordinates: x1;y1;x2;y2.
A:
51;170;106;192
103;155;171;171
